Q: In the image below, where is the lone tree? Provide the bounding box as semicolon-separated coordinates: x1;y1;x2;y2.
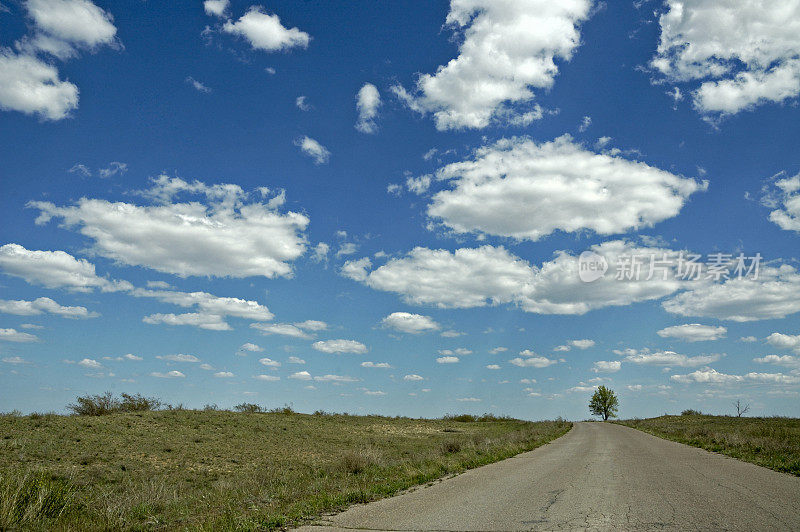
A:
734;399;750;417
589;385;619;421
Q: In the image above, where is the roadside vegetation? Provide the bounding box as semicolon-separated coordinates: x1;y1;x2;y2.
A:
0;394;570;530
618;414;800;476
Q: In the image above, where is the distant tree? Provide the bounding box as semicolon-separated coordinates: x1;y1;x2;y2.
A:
681;409;702;416
734;399;750;417
589;386;619;421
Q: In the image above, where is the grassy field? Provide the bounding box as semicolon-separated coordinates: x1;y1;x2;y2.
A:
0;409;570;530
617;415;800;476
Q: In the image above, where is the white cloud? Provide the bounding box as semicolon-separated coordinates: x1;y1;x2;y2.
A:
251;322;311;339
203;0;228;17
381;312;440;334
222;7;310;52
2;356;29;364
287;356;305;364
0;50;78;120
489;346;508;354
156;354;199;363
403;374;424;381
30;176;309;278
258;357;281;367
657;324;727;342
0;328;38;342
754;354;800;369
577;115;591;132
766;173;800;233
288;370;312;380
0;243;130;292
740;336;758;343
214;371;234;378
361;361;392;368
355;83;381;133
363;389;386;396
592;360;621;373
254;374;279;381
436;356;459;364
294;136;330;164
671;367;800;385
310;242;329;263
663;264;800;321
78;358;101;368
295;95;311;111
424;136;706;241
486;364;501;370
23;0;117;57
98;161;127;178
151;370;185;378
239;342;262;353
392;0;591;130
186;77;211;93
766;332;800;354
143;312;231;331
509;356;557;368
621;348;721;367
336;242;358;257
0;297;97;318
439;348;472;356
556;339;596;351
440;330;464;338
312;339;367;354
314;374;358;383
456;397;481;403
651;0;800;115
342;245;534;309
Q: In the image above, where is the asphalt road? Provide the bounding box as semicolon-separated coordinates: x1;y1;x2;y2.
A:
298;421;800;531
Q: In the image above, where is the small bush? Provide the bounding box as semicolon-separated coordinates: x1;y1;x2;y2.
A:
120;393;162;412
67;392;162;416
268;405;295;414
681;409;703;416
233;403;263;414
203;404;219;411
439;440;462;454
339;449;379;475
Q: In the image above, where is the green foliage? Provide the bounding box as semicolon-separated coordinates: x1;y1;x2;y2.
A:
0;409;571;529
618;415;800;476
681;409;702;416
233;403;263;413
589;385;619;421
67;392;162;416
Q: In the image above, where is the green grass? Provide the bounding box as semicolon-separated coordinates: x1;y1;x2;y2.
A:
617;415;800;476
0;410;570;530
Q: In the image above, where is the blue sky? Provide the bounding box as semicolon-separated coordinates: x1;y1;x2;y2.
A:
1;0;800;419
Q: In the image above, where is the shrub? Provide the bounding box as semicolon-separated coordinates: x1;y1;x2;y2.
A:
439;440;462;454
339;449;379;475
681;409;703;416
67;392;162;415
268;405;295;414
234;403;263;414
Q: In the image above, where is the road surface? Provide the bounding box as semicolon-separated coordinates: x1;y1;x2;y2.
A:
298;421;800;531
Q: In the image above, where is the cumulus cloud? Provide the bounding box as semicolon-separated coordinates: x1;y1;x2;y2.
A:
436;356;459;364
343;239;692;315
555;339;596;351
392;0;592;129
671;367;800;385
132;287;273;321
156;354;200;363
251;320;327;339
620;348;721;367
592;360;621;373
489;347;508;354
294;136;330;164
0;50;78;120
222;7;310;52
423;136;706;241
312;339;367;354
238;342;262;353
355;83;381;133
663;264;800;322
29;176;309;278
2;356;29;364
754;354;800;370
0;297;97;318
287;356;305;364
203;0;228;17
254;374;279;381
361;361;392;368
0;243;131;292
144;313;231;331
151;370;185;378
214;371;234;378
403;374;424;381
651;0;800;115
78;357;101;368
766;333;800;354
380;312;440;334
258;357;280;367
0;328;38;342
314;374;358;383
22;0;117;58
288;370;312;380
657;324;727;342
186;77;211;93
766;173;800;233
509;354;558;368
